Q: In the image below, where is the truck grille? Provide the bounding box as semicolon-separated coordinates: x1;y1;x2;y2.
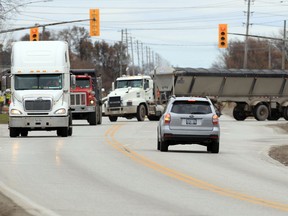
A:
71;93;86;106
108;96;121;107
24;99;52;111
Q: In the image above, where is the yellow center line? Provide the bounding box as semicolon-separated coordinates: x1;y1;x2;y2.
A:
105;124;288;212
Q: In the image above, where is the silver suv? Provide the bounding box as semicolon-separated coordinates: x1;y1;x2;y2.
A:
157;96;220;153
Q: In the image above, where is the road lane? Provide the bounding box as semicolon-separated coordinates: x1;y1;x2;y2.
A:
0;115;287;216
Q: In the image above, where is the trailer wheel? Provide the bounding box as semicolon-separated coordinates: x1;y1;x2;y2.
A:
10;128;19;137
267;109;281;121
136;104;146;121
233;106;246;121
109;116;118;122
283;107;288;120
148;115;160;121
254;104;269;121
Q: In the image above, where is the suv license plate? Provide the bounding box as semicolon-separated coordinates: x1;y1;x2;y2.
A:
186;119;197;125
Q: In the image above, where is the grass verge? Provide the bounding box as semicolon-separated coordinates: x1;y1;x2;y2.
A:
0;114;8;124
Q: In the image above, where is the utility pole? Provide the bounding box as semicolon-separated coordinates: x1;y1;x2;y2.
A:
119;29;124;76
282;20;286;70
136;40;140;71
41;26;45;40
130;36;135;75
243;0;252;69
141;42;144;74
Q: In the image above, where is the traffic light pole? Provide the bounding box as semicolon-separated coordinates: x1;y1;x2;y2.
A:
0;18;94;34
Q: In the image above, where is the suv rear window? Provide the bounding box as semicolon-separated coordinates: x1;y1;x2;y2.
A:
171;101;212;114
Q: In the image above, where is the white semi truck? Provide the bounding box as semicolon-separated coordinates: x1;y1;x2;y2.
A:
103;74;164;122
2;41;73;137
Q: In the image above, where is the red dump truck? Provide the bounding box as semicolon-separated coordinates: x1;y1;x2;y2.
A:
70;69;102;125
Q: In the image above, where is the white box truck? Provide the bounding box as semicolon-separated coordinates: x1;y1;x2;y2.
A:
4;41;73;137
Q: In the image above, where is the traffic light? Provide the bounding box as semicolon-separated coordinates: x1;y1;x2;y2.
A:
30;27;39;41
218;24;228;48
90;9;100;36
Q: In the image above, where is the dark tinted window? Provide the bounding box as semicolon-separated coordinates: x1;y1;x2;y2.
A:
171;100;212;114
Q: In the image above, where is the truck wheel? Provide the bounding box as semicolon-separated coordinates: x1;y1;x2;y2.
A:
97;107;102;125
68;127;73;136
89;112;97;125
57;128;68;137
109;116;118;122
10;128;19;137
233;106;246;121
20;130;28;137
148;115;160;121
254;104;269;121
267;109;281;121
283;107;288;120
137;104;146;121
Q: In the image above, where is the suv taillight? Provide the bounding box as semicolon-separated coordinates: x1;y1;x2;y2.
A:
164;113;171;124
212;114;219;125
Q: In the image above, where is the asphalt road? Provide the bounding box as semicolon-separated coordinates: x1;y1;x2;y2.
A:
0;114;288;216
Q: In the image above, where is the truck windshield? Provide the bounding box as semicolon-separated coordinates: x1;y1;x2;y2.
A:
116;79;143;88
14;74;62;90
76;78;90;88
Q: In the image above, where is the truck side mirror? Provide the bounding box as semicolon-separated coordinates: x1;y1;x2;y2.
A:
71;75;76;89
112;82;115;91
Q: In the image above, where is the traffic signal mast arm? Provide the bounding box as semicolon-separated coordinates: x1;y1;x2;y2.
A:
0;18;93;34
229;32;285;41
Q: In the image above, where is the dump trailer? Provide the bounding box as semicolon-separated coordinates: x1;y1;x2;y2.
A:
70;69;102;125
153;67;288;121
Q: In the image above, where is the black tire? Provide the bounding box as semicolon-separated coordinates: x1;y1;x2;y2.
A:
97;106;102;125
109;116;118;122
68;127;73;136
10;128;19;138
267;109;281;121
283;107;288;120
89;112;97;125
159;139;168;152
148;115;161;121
209;140;219;153
233;106;246;121
20;130;28;137
254;104;269;121
157;130;160;150
57;127;68;137
137;104;146;121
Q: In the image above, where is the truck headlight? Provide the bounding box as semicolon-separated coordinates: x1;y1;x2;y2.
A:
10;109;22;115
54;108;66;114
89;100;95;105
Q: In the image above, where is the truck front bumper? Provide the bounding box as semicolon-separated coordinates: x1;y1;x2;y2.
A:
9;116;69;128
71;105;95;113
105;105;137;116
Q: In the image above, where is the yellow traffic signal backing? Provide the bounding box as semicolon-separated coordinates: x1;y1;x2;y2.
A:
218;24;228;48
30;27;39;41
90;9;100;36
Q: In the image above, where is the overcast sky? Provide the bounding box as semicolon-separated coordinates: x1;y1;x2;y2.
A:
2;0;288;68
